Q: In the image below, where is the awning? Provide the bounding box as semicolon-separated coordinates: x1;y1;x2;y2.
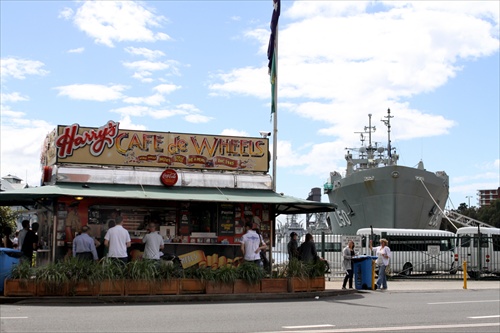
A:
0;183;336;215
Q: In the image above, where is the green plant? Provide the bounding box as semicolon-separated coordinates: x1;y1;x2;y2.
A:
286;258;307;279
36;261;69;294
236;262;265;285
9;260;34;280
63;257;102;284
182;266;211;283
306;259;328;278
126;259;160;281
158;262;182;281
210;265;238;286
99;257;126;280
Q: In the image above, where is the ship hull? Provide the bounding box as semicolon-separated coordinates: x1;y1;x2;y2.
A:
327;165;449;235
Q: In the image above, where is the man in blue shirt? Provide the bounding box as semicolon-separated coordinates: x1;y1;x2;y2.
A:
73;225;98;261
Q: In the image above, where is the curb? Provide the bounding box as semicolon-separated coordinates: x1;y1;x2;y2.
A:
0;289;357;305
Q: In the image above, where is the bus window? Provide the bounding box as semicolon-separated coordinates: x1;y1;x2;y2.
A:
473;235;489;248
460;235;471;247
493;235;500;252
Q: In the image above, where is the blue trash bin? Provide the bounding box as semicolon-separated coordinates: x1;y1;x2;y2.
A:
353;255;377;290
0;248;23;294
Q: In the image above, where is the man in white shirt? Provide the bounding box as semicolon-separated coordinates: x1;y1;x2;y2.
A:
240;222;266;267
104;216;131;264
142;223;164;260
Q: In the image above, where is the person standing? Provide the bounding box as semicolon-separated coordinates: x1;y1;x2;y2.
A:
1;226;14;248
287;232;300;260
142;223;164;260
342;240;356;289
66;202;82;242
17;220;30;251
370;238;391;290
240;222;266;267
104;216;131;264
72;225;98;261
299;233;330;271
21;223;39;266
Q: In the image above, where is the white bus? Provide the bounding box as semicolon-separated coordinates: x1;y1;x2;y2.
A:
356;228;457;276
455;226;500;279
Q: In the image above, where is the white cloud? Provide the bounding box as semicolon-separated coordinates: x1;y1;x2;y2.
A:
124;47;166;60
220;129;249;137
73;1;171;47
184;114;213;124
123;94;165;106
0;111;54;187
1;92;29;103
68;47;84;54
54;84;128;101
153;84;180;95
0;57;49;81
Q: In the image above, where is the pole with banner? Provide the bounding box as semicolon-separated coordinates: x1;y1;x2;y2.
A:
268;0;280;192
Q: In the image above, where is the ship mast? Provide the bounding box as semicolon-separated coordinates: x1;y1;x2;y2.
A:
381;108;393;162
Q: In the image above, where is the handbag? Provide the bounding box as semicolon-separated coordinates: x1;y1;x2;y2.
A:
385;264;392;275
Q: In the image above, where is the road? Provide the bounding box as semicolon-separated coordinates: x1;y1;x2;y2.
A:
1;289;499;333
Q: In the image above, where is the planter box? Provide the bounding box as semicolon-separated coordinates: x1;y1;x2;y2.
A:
3;279;37;297
37;282;69;296
70;281;99;296
206;282;234;294
151;279;180;295
309;276;325;291
260;278;288;293
125;280;153;295
234;279;261;294
288;277;309;292
180;278;205;294
99;279;125;296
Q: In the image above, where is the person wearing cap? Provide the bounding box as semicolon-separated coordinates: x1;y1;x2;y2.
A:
73;225;98;261
287;232;300;260
370;238;391;290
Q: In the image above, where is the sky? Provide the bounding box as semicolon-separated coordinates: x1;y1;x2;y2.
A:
1;1;499;220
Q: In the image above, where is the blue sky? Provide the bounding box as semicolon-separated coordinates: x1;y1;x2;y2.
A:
1;1;499;217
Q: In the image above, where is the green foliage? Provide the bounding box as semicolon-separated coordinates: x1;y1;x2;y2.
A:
158;261;182;281
209;265;238;286
306;260;328;278
286;258;307;279
236;261;265;285
126;259;160;281
98;257;126;280
454;199;500;228
63;257;102;285
182;265;211;282
9;260;34;280
0;206;18;237
36;261;69;293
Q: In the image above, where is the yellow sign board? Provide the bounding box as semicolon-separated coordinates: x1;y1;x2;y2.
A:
43;121;269;172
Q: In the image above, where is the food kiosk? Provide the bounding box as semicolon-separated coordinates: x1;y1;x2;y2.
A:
0;120;335;268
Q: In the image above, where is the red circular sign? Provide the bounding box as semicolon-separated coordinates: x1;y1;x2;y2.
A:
160;169;178;187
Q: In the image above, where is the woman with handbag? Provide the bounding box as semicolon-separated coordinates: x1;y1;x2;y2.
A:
370;238;391;290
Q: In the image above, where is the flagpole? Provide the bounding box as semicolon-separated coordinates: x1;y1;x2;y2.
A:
272;27;278;192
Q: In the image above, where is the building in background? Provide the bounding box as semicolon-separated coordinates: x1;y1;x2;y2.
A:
478;187;500;207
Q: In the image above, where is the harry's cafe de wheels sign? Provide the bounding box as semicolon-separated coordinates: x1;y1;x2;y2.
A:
42;120;270;175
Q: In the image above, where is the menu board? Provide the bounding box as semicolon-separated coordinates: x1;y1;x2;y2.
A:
219;204;235;235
